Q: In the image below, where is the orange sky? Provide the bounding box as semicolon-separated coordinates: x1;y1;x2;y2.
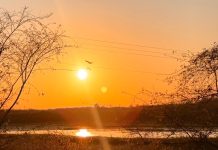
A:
1;0;218;109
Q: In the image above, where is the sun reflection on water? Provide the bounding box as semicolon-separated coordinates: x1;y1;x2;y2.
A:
75;129;92;137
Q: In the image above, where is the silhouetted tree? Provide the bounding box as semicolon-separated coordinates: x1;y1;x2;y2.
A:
160;44;218;149
0;8;65;126
168;43;218;102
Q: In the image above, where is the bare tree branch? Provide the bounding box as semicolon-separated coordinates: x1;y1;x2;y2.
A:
0;8;66;126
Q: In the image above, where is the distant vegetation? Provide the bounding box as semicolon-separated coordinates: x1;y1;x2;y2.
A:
1;99;218;129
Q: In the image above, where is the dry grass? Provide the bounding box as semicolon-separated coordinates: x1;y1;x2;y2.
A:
0;134;217;150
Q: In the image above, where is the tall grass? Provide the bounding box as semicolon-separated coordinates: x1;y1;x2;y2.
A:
0;134;217;150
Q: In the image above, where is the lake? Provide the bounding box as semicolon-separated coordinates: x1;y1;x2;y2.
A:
2;128;218;138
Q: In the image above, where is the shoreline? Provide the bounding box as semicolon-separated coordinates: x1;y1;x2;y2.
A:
0;134;218;150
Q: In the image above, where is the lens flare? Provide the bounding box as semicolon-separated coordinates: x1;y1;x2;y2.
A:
101;86;108;93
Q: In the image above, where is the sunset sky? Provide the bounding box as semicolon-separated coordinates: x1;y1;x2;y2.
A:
1;0;218;109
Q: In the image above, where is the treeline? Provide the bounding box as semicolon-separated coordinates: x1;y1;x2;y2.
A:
0;106;163;128
1;99;218;128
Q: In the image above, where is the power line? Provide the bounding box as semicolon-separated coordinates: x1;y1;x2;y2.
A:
36;66;172;75
78;43;181;56
34;68;77;72
89;65;172;75
75;47;180;60
71;36;183;60
74;36;185;52
47;63;173;76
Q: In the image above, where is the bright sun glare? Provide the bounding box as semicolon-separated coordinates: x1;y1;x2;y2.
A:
76;69;88;80
75;129;92;137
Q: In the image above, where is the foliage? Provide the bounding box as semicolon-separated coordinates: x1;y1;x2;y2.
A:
0;8;65;126
157;44;218;148
168;44;218;103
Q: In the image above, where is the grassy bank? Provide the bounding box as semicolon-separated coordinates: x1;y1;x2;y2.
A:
0;134;218;150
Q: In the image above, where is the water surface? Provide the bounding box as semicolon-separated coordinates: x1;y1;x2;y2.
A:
2;128;218;138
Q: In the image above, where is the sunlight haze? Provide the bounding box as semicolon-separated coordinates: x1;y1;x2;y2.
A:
1;0;218;109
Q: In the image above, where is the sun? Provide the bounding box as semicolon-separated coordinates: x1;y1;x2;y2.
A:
76;69;88;80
